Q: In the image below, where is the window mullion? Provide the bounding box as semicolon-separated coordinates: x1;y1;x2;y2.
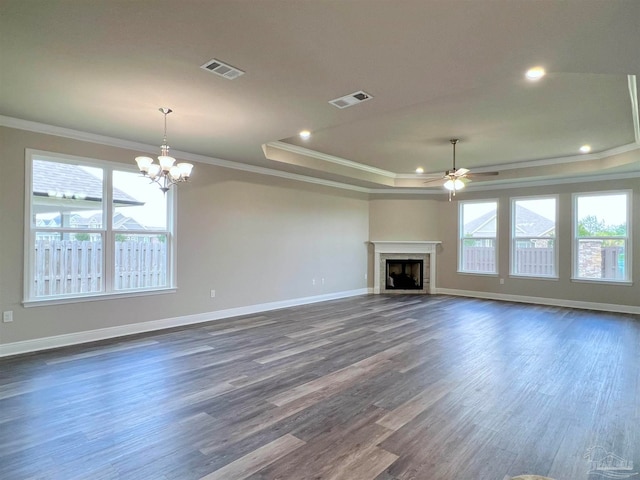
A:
104;166;114;293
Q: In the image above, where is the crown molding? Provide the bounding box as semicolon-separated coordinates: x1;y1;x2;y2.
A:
265;137;640;180
2;114;638;197
0;115;370;194
478;142;640;173
370;170;640;194
264;141;397;178
629;75;639;144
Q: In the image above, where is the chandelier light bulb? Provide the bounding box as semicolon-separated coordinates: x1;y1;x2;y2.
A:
178;163;194;178
158;155;176;172
135;156;153;173
148;163;161;180
169;165;181;181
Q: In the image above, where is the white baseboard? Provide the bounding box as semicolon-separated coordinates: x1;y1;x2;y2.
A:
435;288;640;315
0;288;369;358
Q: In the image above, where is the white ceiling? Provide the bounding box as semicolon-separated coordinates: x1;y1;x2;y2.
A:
1;0;639;192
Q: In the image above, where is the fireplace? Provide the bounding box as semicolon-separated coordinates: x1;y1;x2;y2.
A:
371;241;441;294
386;259;423;290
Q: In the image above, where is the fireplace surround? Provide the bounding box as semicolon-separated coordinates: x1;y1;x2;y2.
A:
371;241;441;294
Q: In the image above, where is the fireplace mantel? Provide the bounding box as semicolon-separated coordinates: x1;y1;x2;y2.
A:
371;241;441;294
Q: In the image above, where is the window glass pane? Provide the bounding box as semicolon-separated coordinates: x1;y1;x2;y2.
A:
512;197;556;277
461;202;497;237
33;231;103;297
514;198;555;238
576;194;627;237
32;159;104;229
513;238;555;276
460;201;497;273
461;238;496;273
577;239;625;280
113;170;167;230
114;233;168;291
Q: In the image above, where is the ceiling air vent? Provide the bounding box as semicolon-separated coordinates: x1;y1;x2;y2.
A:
200;58;245;80
329;90;373;109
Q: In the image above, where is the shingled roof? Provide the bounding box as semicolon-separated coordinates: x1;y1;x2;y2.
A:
32;160;142;205
465;204;554;237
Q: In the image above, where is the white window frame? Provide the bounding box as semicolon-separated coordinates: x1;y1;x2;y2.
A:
458;199;498;275
510;195;558;279
572;190;632;284
24;149;177;306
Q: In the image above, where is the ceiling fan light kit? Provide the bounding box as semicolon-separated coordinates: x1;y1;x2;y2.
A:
423;138;499;201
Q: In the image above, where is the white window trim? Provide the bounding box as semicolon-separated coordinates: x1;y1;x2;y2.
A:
571;189;632;284
458;199;499;275
23;149;177;305
510;195;559;279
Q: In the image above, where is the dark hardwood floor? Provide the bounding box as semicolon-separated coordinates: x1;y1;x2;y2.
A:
1;295;639;480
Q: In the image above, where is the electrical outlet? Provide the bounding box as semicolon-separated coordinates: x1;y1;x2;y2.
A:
364;273;368;280
321;278;325;285
312;278;316;286
3;311;13;323
210;289;216;298
499;278;505;285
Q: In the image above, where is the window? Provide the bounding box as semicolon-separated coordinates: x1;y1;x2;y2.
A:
573;191;631;282
25;150;175;303
459;200;498;274
511;196;557;278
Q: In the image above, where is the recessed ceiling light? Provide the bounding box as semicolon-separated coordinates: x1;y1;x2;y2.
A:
525;66;546;81
579;144;591;153
299;130;311;139
415;167;424;174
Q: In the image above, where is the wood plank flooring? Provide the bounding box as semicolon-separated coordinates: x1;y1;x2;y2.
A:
1;295;639;479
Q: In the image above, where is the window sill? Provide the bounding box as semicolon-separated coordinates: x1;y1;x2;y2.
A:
570;278;632;287
509;274;559;281
457;271;499;277
23;287;177;308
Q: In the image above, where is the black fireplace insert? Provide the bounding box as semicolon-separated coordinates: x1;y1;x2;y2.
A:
385;259;423;290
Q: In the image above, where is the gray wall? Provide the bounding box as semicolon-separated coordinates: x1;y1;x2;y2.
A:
0;127;370;344
369;196;441;241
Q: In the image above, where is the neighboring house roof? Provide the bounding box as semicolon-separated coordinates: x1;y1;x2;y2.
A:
32;160;143;205
464;210;498;236
465;204;554;237
513;205;555;237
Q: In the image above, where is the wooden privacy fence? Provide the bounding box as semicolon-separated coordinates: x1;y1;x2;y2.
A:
512;246;555;275
597;245;625;280
464;245;624;278
34;240;167;296
462;246;497;273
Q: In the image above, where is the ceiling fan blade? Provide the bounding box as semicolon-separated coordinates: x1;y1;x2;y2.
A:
423;177;446;185
454;167;470;176
419;173;446;178
466;171;499;177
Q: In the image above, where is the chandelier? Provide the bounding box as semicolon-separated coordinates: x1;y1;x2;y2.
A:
135;107;193;193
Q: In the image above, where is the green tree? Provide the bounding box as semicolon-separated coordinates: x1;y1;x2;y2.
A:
578;215;626;237
75;232;90;241
577;215;605;236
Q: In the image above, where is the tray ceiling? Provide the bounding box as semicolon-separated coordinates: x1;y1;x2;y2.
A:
1;0;639;192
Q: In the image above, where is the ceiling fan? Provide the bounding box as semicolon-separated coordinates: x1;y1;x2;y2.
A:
423;139;499;200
